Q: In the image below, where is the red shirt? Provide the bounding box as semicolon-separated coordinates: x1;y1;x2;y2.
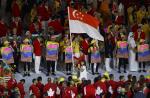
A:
126;91;133;98
0;84;5;96
36;82;44;94
29;22;42;34
17;82;25;98
37;5;51;21
43;82;57;98
118;81;125;87
29;84;41;98
0;22;7;37
83;84;96;98
134;31;146;41
11;21;22;35
7;78;17;96
109;80;118;91
131;24;138;32
109;80;118;98
62;86;77;98
87;8;95;16
11;1;20;17
48;20;64;33
115;15;124;25
7;78;17;90
81;40;89;55
94;81;107;94
33;39;42;56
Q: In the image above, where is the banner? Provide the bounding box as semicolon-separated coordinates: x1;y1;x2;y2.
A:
21;45;32;62
91;47;101;63
1;47;14;64
46;41;59;61
138;44;150;62
65;46;72;63
116;41;128;58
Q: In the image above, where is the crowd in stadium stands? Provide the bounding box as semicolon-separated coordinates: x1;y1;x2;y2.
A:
0;0;150;98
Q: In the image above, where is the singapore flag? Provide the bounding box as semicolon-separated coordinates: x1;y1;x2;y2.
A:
68;7;104;41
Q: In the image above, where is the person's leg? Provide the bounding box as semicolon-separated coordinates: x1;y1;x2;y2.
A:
23;62;27;77
27;62;31;76
68;63;72;75
96;63;99;74
88;53;91;69
123;59;127;73
118;58;122;73
35;56;41;73
51;61;55;75
46;61;50;76
91;63;94;75
143;62;146;72
85;55;89;68
66;63;69;75
14;53;19;73
139;62;142;72
105;58;112;72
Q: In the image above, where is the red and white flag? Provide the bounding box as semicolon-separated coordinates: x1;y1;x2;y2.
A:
68;7;104;41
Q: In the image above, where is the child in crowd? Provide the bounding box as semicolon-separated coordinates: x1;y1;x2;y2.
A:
116;33;128;73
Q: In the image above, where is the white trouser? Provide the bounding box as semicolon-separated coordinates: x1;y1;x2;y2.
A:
129;50;139;71
55;60;57;72
35;56;41;73
105;58;112;72
79;65;87;80
113;58;119;68
84;55;89;67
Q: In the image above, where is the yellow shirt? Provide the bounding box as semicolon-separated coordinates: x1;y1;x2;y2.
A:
127;7;134;25
142;24;150;40
30;8;37;22
100;0;110;15
72;41;80;53
136;10;145;24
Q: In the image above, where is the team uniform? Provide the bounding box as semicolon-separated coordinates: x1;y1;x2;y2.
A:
17;82;25;98
46;40;59;75
29;84;41;98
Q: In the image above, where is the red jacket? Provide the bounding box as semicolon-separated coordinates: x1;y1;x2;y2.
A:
94;81;107;94
43;82;57;98
11;1;20;17
17;82;25;98
33;39;42;56
81;40;89;55
7;78;17;96
0;84;5;96
37;5;51;21
29;22;42;34
62;86;77;98
118;81;125;87
29;84;41;98
83;84;96;98
131;24;138;32
115;15;124;25
48;20;64;33
7;78;17;90
134;31;146;41
108;80;118;98
0;22;7;37
87;8;95;16
126;91;133;98
11;21;22;35
36;82;44;94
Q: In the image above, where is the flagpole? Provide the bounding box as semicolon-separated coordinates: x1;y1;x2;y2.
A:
67;7;76;74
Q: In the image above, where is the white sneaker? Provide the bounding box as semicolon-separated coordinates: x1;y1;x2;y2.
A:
36;71;41;74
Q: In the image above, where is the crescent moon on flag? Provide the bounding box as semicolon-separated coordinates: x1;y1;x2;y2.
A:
72;10;77;18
